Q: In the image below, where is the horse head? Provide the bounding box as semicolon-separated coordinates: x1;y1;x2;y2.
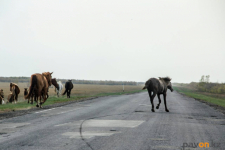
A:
159;77;173;92
42;72;53;86
51;78;59;90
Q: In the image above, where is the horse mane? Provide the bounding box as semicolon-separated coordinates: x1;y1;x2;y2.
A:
159;77;172;82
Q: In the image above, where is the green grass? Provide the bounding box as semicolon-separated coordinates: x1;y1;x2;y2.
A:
174;86;225;108
0;90;145;112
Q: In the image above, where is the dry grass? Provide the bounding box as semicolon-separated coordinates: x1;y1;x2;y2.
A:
0;82;143;102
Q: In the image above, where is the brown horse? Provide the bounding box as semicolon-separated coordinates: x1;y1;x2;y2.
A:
7;92;14;103
25;72;53;108
0;89;4;104
0;95;4;104
24;88;36;104
10;83;20;104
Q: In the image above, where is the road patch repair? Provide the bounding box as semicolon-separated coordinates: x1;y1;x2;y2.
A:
35;106;89;117
0;122;30;135
61;120;144;139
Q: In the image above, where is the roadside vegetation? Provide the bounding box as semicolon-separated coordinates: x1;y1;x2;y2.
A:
0;82;144;112
173;75;225;108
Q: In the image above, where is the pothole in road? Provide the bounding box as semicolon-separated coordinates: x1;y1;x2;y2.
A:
134;110;145;112
211;115;217;117
196;119;206;120
150;138;169;141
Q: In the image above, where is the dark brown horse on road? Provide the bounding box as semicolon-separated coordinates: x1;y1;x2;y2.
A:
25;72;52;108
142;77;173;112
62;80;73;98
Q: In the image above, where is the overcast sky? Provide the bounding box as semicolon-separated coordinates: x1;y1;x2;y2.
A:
0;0;224;83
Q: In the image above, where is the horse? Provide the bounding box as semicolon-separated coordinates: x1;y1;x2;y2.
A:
7;92;14;103
0;89;4;100
0;89;4;104
0;95;4;104
62;80;73;98
24;88;36;104
25;72;53;108
142;77;173;112
24;88;28;100
51;79;63;97
10;83;20;104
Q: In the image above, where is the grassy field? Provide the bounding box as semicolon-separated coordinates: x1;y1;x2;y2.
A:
174;86;225;108
0;82;144;112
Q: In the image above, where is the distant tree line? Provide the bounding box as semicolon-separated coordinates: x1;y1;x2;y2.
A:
197;75;225;94
0;77;144;86
173;75;225;94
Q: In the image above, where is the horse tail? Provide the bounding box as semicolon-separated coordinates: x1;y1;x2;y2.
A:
62;82;67;95
142;85;147;90
62;88;67;95
25;75;37;99
142;79;151;90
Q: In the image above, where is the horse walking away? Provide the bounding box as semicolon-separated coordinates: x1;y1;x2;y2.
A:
0;95;4;105
25;72;53;108
24;88;37;104
62;80;73;98
51;79;63;97
142;77;173;112
0;89;4;104
10;83;20;104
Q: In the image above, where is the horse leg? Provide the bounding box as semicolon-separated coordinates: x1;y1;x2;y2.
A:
36;91;41;108
151;92;156;112
68;90;71;98
147;89;156;112
40;91;48;108
156;94;161;109
163;93;169;112
39;95;43;108
13;95;15;104
16;94;18;104
67;90;69;98
31;96;33;104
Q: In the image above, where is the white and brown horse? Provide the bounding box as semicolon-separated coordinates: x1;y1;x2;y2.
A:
142;77;173;112
51;79;63;97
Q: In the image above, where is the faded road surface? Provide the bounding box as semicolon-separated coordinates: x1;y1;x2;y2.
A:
0;91;225;150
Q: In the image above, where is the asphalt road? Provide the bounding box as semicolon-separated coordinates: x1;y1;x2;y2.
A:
0;91;225;150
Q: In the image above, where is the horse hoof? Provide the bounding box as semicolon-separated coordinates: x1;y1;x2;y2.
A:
36;105;39;107
166;109;169;112
151;109;155;112
156;106;159;109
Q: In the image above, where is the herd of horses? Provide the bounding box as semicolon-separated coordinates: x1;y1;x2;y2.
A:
0;72;173;112
0;72;74;108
